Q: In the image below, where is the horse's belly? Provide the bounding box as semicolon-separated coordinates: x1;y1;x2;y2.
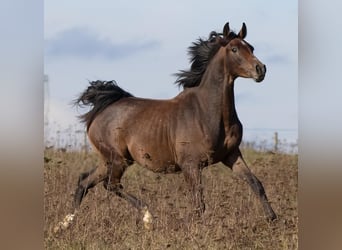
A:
136;157;180;173
128;144;179;173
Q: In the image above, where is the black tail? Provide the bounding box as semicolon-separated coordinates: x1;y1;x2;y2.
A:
74;80;133;130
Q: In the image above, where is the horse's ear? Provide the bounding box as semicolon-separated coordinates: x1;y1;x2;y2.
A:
238;22;247;39
223;22;230;37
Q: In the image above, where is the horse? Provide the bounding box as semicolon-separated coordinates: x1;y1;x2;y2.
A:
55;22;277;233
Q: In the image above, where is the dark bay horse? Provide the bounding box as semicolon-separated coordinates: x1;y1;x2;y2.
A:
55;22;276;232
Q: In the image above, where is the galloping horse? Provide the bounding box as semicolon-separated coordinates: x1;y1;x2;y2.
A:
56;22;276;232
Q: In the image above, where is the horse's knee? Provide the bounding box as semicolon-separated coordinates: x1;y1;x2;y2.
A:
78;167;97;185
103;165;125;192
77;175;87;191
103;178;123;192
78;172;88;186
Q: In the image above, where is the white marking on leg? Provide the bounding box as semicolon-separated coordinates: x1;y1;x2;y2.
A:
53;213;75;234
142;207;153;230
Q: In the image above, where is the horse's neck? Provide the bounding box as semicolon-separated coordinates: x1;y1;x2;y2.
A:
198;63;239;130
222;79;239;127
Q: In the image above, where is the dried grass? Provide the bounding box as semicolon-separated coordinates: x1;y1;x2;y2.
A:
44;148;298;249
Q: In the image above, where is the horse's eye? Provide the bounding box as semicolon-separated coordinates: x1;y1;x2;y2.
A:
232;47;238;53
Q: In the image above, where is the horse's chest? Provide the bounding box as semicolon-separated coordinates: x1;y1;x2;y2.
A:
224;123;243;151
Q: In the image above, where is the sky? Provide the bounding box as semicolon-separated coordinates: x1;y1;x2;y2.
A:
44;0;298;147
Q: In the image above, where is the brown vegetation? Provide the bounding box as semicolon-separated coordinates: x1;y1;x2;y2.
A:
44;148;297;249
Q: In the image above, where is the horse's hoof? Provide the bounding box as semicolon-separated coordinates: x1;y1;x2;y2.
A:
142;207;153;230
268;213;277;222
53;213;75;234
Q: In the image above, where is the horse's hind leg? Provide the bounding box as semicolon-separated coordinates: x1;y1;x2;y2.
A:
74;164;108;209
223;149;277;221
54;164;108;234
103;161;153;230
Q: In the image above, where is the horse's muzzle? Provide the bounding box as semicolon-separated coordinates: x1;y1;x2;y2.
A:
255;64;266;82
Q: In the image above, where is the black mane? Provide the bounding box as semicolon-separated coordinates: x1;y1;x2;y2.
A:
175;31;238;88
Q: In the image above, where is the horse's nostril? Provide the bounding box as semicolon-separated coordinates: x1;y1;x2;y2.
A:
256;64;266;75
256;65;261;75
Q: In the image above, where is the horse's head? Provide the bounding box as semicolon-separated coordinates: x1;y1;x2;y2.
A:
218;22;266;83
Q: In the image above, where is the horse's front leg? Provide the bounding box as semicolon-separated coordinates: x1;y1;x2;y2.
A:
223;149;277;221
181;160;205;216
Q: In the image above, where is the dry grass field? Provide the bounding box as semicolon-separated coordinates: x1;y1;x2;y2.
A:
44;148;297;249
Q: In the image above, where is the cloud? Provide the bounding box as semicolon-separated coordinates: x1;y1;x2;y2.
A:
45;27;161;60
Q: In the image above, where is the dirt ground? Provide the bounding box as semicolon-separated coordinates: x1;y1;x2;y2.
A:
44;148;297;249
